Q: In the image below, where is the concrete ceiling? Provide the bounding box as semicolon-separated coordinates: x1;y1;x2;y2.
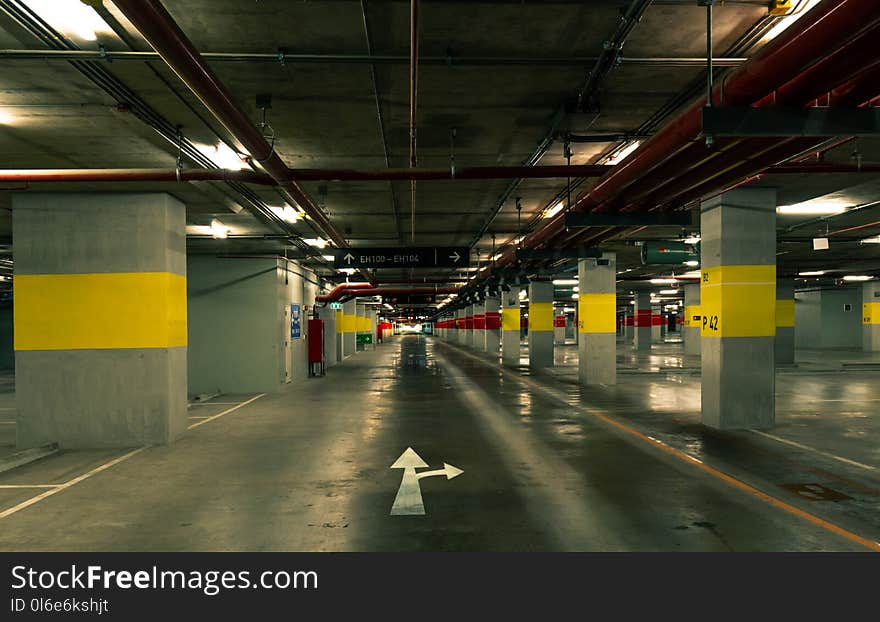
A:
0;0;878;307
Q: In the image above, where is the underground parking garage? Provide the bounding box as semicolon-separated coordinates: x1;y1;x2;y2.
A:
0;0;879;614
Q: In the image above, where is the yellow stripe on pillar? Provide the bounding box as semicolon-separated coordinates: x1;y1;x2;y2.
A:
864;302;880;325
776;299;795;328
700;265;776;338
343;314;357;333
15;272;186;350
528;302;554;332
501;308;520;331
578;293;616;333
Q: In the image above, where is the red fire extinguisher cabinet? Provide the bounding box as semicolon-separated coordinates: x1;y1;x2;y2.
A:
308;318;324;376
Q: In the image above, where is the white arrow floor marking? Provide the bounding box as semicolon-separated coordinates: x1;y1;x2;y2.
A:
390;447;463;516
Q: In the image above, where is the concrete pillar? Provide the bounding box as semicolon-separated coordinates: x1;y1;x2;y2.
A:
651;304;662;342
553;308;566;345
701;187;776;430
318;305;338;367
13;193;187;448
455;308;464;344
465;304;475;348
528;281;554;368
356;303;369;351
683;283;701;356
473;302;486;352
864;281;880;351
634;292;652;350
336;308;345;360
501;288;521;367
775;279;796;364
578;253;617;385
342;299;357;358
485;297;501;358
625;312;635;344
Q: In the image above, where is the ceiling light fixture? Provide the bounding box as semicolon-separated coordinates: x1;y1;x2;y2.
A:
684;260;700;267
649;278;678;284
860;236;880;245
552;279;578;286
842;275;873;282
776;200;850;215
602;140;642;166
798;270;826;276
304;238;328;249
23;0;111;41
543;201;565;219
195;142;248;171
659;289;679;295
210;219;228;239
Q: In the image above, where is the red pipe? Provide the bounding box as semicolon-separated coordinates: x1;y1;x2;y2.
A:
0;168;274;184
0;165;613;184
111;0;347;248
316;283;374;303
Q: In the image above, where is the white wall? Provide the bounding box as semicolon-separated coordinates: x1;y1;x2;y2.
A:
795;287;862;349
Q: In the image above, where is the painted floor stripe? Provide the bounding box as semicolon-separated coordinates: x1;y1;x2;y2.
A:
187;394;266;430
751;430;877;472
0;447;146;519
188;402;244;406
444;342;880;553
0;484;60;489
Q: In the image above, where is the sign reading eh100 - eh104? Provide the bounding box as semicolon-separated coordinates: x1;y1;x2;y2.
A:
333;247;470;269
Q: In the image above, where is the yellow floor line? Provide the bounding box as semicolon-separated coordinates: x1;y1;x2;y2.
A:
445;341;880;553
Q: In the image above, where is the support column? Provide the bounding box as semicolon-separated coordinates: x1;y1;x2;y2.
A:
336;308;345;359
456;308;465;344
864;282;880;351
473;301;486;352
501;288;521;367
625;311;635;344
683;283;701;356
318;305;338;367
342;299;356;358
775;279;796;364
651;303;662;343
485;297;501;358
13;193;187;448
701;187;776;430
578;253;617;385
634;292;652;350
528;281;554;368
465;305;475;348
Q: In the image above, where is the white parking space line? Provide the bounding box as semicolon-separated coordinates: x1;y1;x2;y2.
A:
0;484;60;489
187;394;266;430
0;447;146;519
188;402;243;406
750;430;877;472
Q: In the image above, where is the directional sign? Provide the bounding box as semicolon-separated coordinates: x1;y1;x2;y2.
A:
390;447;463;516
334;247;470;269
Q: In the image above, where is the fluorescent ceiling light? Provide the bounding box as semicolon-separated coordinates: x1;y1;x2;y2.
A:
543;201;565;219
684;260;700;267
798;270;826;276
680;271;702;279
842;275;873;282
682;235;701;245
322;255;334;261
195;142;247;171
270;205;300;223
304;238;327;249
518;289;527;300
571;293;579;299
776;200;850;215
659;289;679;295
762;0;822;42
210;219;228;239
513;235;526;244
338;268;356;275
552;279;578;286
602;140;641;166
649;278;677;284
492;253;503;261
0;108;16;125
860;236;880;245
23;0;112;41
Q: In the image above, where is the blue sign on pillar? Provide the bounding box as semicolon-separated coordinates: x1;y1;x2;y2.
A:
290;303;301;340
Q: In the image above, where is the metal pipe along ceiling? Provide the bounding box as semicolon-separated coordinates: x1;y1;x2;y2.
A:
317;286;458;304
110;0;347;249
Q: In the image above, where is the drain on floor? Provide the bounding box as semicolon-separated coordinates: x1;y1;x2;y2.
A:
779;483;852;501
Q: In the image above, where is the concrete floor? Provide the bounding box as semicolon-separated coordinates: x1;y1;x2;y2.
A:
0;336;877;551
